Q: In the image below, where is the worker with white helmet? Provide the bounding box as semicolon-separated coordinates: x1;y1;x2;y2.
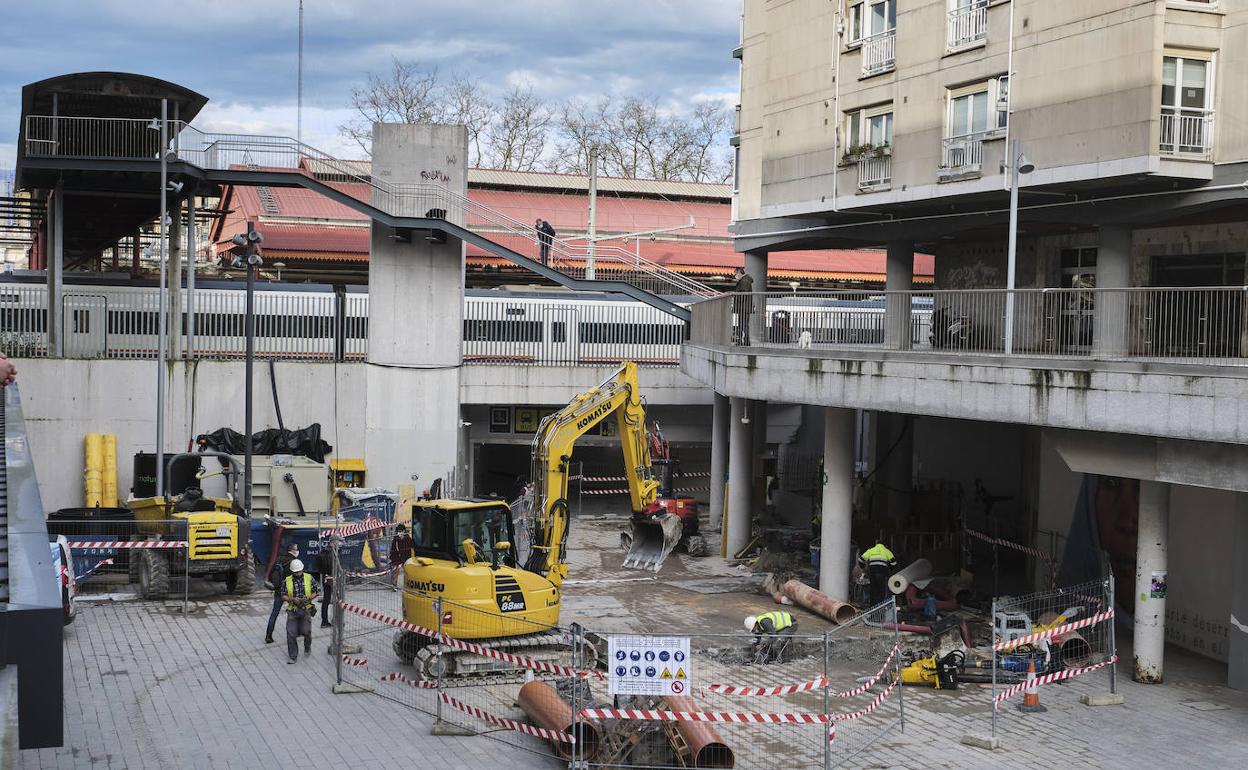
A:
282;558;320;664
744;611;796;664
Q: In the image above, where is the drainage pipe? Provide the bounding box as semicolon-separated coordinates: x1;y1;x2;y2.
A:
663;696;735;769
516;680;601;761
781;579;857;625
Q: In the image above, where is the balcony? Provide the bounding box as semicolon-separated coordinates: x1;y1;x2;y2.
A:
947;1;988;51
857;154;892;191
861;29;896;77
1160;108;1214;158
939;133;985;181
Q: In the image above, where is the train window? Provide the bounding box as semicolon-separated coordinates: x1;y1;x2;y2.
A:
505;307;526;316
578;322;683;345
463;319;542;342
551;322;566;343
0;294;20;303
72;309;90;334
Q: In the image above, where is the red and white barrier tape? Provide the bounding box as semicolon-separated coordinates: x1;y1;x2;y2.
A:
77;558;115;580
340;655;368;667
828;679;899;743
992;655;1118;709
578;706;828;725
576;471;711;483
441;692;576;744
581;488;631;496
66;541;187;549
379;672;437;689
346;567;394;578
993;609;1115;653
829;644;901;699
338;601;604;680
318;516;386;539
964;528;1056;586
705;675;828;698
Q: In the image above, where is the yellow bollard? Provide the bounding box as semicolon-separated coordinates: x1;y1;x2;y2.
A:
84;433;104;507
102;434;119;507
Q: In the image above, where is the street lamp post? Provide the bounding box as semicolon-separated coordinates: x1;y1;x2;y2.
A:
1003;138;1034;356
228;223;264;516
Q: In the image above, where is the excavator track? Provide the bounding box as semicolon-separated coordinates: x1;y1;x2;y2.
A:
396;629;586;682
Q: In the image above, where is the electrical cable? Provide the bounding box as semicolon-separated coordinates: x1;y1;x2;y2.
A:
268;360;285;432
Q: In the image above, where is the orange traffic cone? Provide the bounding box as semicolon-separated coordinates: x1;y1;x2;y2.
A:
1016;656;1047;713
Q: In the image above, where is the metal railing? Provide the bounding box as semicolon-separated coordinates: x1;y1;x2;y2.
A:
857;155;891;190
1160;108;1214;158
23;115;718;300
689;286;1248;366
941;133;985;174
947;0;988;50
860;29;896;77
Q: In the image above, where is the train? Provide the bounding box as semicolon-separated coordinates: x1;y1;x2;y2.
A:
0;276;932;364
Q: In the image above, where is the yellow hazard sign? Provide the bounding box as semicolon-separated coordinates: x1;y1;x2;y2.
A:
676;667;686;679
659;667;672;679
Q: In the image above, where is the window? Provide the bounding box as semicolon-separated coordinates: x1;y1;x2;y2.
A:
848;1;895;44
844;105;893;154
946;76;1009;139
995;76;1009;131
1161;53;1214;155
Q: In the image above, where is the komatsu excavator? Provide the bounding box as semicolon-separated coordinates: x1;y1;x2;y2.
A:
392;362;699;677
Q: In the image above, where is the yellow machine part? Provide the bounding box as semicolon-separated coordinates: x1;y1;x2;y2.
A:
898;657;942;687
101;434;118;507
129;497;240;561
401;558;560;640
84;433;103;507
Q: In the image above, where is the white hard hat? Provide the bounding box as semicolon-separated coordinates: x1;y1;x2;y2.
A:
743;616;757;631
289;559;305;573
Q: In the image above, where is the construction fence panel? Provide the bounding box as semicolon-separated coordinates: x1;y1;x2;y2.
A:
50;518;193;613
823;599;905;769
989;576;1116;739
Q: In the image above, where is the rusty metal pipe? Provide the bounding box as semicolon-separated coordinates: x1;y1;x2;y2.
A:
664;695;735;769
781;579;857;625
516;680;602;761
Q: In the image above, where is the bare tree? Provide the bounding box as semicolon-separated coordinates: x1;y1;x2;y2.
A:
685;102;733;183
552;98;610;175
339;58;444;155
485;87;552;172
446;75;496;167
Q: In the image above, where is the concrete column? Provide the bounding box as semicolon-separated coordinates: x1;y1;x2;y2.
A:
726;396;753;558
820;407;855;600
1094;225;1132;357
167;198;183;358
1231;493;1248;691
365;123;468;491
745;249;767;344
885;240;914;350
48;184;63;357
1133;480;1169;683
709;393;730;531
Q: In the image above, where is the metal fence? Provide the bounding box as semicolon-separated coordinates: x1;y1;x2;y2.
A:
47;518;194;614
328;545;906;770
988;576;1116;739
691;287;1248;366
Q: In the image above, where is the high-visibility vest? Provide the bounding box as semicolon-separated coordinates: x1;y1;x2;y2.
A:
756;611;794;632
861;543;896;566
284;573;315;611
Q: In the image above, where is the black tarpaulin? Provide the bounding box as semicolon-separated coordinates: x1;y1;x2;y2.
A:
196;424;333;463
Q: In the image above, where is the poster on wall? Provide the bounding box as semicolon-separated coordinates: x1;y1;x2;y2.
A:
514;408;540;434
1150;571;1167;599
489;407;511;434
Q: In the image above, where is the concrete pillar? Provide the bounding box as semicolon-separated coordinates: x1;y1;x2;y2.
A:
709;393;730;531
726;396;753;558
885;240;914;350
365;123;468;491
1231;493;1248;691
48;183;63;357
1094;225;1132;357
745;249;767;344
167;198;183;358
820;407;855;600
1133;480;1169;683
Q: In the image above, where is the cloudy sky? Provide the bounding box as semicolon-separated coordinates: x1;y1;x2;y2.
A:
0;0;740;170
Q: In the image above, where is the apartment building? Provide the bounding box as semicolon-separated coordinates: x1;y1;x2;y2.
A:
693;1;1248;692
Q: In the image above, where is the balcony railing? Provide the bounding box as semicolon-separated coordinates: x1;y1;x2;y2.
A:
689;286;1248;367
941;133;985;175
947;1;988;50
1160;108;1214;158
857;154;892;190
861;29;896;76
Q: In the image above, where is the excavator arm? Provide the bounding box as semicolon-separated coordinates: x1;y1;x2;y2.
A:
527;362;658;584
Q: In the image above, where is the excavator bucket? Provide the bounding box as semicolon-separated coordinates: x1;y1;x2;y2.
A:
622;514;684;572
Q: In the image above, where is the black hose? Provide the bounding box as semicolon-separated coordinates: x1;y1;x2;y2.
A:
269;360;285;432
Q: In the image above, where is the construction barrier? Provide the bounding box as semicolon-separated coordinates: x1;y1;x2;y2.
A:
52;518;197;613
987;575;1117;738
964;526;1058;589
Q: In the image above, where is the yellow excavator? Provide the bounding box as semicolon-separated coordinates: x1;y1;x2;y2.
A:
393;362;691;676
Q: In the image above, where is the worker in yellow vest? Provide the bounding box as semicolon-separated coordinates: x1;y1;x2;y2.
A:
744;611;796;663
282;559;320;664
857;543;898;604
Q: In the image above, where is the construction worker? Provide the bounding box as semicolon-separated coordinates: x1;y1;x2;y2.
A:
264;541;299;644
282;559;319;664
858;542;898;604
389;524;413;589
744;611;796;663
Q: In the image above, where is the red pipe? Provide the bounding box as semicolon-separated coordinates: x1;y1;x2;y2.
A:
781;579;856;624
663;696;735;768
904;584;958;611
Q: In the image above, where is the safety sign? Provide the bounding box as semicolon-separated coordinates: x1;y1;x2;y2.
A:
608;635;692;696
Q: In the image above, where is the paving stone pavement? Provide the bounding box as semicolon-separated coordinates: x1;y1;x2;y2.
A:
20;594;559;770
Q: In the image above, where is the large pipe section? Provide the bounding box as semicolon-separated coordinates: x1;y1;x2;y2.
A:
84;433;103;507
782;579;856;625
516;680;601;761
888;558;932;595
663;695;735;769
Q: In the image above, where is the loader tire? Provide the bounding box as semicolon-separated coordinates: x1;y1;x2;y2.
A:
226;557;256;595
684;535;709;558
137;550;170;600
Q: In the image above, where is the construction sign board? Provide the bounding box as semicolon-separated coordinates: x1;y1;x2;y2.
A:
608;635;691;696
